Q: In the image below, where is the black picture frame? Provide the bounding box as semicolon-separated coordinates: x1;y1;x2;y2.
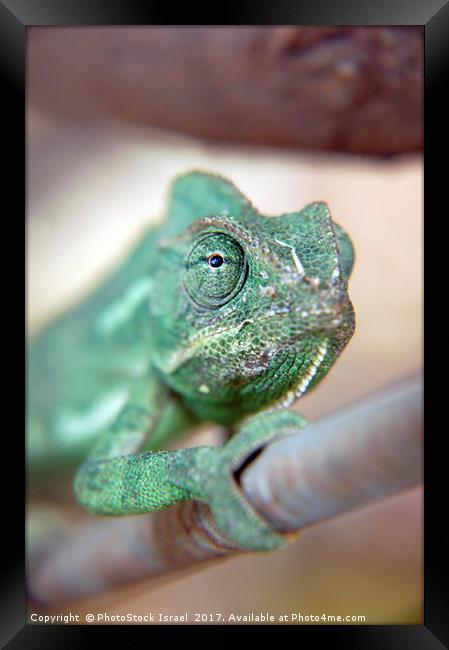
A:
9;0;446;647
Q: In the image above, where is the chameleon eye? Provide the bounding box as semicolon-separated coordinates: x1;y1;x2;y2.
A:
185;233;247;309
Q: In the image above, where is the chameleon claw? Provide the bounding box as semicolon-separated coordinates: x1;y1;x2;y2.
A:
207;410;308;551
164;410;307;551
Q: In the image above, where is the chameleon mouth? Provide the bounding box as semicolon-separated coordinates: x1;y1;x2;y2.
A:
277;340;329;408
163;300;340;376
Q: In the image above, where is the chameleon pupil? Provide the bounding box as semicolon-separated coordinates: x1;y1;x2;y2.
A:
208;254;224;268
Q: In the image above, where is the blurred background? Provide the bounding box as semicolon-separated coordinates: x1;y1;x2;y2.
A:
27;27;423;624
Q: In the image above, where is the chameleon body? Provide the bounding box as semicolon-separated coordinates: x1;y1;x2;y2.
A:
27;171;355;551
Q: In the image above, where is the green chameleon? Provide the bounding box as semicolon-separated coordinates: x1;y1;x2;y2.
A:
27;171;355;552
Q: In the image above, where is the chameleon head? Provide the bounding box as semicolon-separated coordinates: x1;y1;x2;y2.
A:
148;191;355;425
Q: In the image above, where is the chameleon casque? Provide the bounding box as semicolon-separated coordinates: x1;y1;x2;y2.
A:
28;171;355;552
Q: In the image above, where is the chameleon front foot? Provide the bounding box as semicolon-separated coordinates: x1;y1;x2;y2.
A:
167;410;308;551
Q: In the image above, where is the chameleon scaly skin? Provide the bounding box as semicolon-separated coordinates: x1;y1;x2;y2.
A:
27;171;355;551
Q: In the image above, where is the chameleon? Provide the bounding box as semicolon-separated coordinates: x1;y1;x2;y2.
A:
27;171;355;552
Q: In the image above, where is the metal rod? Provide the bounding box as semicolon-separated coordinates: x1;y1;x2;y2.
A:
242;374;422;530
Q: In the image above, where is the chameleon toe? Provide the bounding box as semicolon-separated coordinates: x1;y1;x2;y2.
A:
207;410;308;551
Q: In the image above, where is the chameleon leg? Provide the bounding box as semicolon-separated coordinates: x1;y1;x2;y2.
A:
165;409;308;551
74;376;194;515
75;374;307;550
